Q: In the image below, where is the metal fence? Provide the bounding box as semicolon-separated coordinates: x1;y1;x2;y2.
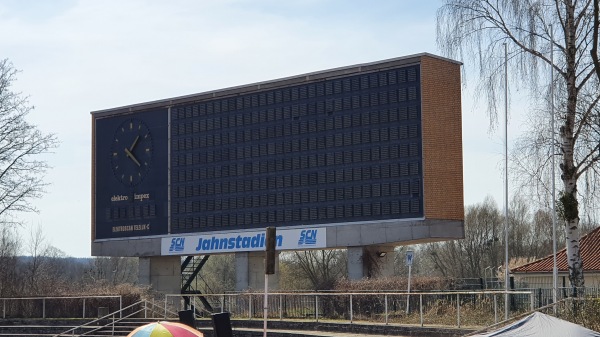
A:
2;289;596;329
167;290;534;328
0;296;122;319
521;287;600;308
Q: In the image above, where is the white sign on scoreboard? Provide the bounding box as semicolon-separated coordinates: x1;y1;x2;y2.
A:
161;227;326;255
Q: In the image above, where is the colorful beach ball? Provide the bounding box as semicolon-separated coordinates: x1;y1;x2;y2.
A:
126;321;204;337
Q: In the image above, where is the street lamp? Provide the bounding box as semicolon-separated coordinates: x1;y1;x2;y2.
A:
503;42;510;321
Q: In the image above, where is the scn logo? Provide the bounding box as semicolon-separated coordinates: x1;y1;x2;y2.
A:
169;238;185;252
298;229;317;246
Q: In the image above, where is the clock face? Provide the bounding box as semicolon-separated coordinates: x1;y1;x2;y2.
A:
110;118;153;187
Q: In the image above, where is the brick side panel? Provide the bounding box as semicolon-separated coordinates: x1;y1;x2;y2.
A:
420;56;464;221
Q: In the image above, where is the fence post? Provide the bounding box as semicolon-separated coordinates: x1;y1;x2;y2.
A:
315;295;319;322
120;296;123;318
279;294;283;320
384;294;388;325
164;295;169;319
2;299;5;319
249;294;252;319
456;293;460;328
349;294;353;324
530;291;534;312
420;294;423;327
83;298;86;318
221;295;225;313
42;298;46;319
494;294;498;323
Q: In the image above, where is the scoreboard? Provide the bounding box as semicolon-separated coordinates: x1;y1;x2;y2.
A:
91;53;464;256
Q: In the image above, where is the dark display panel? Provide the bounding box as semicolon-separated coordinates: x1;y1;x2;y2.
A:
170;65;422;233
95;109;169;239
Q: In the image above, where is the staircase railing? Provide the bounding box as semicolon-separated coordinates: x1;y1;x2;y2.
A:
181;255;214;313
53;299;180;337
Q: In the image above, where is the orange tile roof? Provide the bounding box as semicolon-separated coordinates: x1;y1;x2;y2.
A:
512;226;600;273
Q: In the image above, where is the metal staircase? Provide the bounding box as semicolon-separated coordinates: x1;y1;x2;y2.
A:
181;255;214;313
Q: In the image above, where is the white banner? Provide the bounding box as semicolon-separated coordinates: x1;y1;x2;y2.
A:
161;227;326;255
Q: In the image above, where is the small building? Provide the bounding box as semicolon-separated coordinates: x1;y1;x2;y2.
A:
512;226;600;290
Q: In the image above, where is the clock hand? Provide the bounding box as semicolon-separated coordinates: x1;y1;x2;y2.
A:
124;148;141;167
129;135;140;151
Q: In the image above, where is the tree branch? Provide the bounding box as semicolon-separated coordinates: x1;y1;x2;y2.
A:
592;0;600;81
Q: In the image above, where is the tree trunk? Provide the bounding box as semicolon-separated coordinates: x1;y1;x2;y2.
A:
561;0;584;296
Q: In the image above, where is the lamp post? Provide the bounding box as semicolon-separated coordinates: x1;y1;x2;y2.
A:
484;266;492;289
503;42;510;321
550;24;558;312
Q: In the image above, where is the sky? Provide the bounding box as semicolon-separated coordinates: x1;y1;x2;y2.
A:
0;0;524;258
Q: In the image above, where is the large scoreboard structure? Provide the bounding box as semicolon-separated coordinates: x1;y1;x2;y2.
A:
91;53;464;257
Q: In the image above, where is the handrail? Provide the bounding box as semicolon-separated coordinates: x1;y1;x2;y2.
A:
166;289;537;329
145;298;179;319
53;299;145;337
0;295;121;300
80;307;147;336
6;292;595;335
166;290;534;297
1;295;123;319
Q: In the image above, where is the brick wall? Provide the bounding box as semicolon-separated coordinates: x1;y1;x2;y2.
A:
420;55;464;221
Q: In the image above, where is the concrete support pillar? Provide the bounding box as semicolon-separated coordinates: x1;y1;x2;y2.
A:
235;252;249;291
347;247;364;280
347;245;396;280
235;251;280;291
138;256;181;294
371;245;396;278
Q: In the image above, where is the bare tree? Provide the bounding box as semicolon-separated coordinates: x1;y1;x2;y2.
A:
438;0;600;295
85;257;138;286
426;197;503;278
529;209;560;259
0;59;58;224
508;196;532;259
426;240;466;278
393;246;416;276
23;224;48;294
21;224;69;295
196;254;235;294
0;226;20;296
287;250;346;290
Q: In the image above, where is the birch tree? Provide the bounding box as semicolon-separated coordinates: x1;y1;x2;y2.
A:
437;0;600;294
